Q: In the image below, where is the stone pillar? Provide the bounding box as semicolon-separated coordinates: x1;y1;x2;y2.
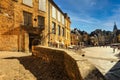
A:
24;32;29;53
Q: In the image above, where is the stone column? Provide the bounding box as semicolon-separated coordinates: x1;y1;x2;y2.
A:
24;32;29;53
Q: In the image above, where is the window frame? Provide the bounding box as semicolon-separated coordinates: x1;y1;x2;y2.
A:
38;16;45;28
39;0;46;12
23;11;33;26
58;25;61;36
22;0;33;7
52;6;56;19
52;22;56;34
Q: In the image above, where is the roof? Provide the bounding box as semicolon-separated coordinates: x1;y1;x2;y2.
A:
113;22;118;31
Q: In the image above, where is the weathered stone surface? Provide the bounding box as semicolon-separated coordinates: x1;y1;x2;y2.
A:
32;46;106;80
0;0;71;52
0;35;18;51
0;0;18;51
0;47;107;80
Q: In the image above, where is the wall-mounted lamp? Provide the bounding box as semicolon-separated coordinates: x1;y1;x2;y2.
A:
34;18;37;21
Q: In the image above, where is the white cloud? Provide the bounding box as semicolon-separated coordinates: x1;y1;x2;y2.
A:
102;7;120;28
55;0;120;32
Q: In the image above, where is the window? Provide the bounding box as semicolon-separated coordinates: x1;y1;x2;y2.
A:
76;36;79;40
52;22;56;34
38;16;45;28
39;0;46;11
23;11;32;26
57;11;61;22
52;6;56;19
58;25;61;36
23;0;33;7
62;15;65;24
62;27;65;36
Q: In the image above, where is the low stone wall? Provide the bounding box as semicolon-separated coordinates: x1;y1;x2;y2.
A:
32;46;106;80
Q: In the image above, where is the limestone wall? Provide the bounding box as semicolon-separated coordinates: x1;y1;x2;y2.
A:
32;46;106;80
0;35;18;51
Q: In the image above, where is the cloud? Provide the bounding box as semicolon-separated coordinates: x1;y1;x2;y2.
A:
102;7;120;28
90;2;96;6
65;10;100;24
54;0;120;32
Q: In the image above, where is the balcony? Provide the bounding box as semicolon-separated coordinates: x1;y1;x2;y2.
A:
21;24;44;34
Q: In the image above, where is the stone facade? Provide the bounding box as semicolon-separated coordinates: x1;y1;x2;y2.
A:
71;33;79;45
0;0;71;52
48;0;71;48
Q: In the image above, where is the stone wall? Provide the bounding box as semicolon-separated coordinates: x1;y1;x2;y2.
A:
32;46;106;80
0;0;19;51
0;35;18;51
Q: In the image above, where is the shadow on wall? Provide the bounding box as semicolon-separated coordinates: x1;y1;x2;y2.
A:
3;54;107;80
32;47;83;80
4;56;71;80
0;27;20;51
3;47;107;80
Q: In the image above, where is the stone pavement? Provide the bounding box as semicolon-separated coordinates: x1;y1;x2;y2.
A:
0;51;36;80
81;46;120;80
0;48;106;80
0;47;119;80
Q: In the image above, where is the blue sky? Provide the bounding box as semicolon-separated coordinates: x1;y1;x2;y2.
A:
54;0;120;33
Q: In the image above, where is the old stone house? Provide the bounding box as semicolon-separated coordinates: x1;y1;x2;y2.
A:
48;0;71;48
0;0;71;52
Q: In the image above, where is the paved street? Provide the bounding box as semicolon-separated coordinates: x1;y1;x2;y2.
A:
82;46;120;80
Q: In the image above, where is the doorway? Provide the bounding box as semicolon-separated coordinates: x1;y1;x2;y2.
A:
29;33;39;52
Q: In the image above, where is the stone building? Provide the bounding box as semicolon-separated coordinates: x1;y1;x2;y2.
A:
0;0;71;52
112;22;118;43
71;32;79;45
111;22;120;43
48;0;71;48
